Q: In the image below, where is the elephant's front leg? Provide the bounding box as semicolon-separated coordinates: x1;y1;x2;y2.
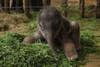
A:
61;34;78;61
46;32;59;61
70;22;81;50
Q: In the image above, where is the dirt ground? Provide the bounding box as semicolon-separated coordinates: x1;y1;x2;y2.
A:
51;0;97;7
83;54;100;67
0;13;29;36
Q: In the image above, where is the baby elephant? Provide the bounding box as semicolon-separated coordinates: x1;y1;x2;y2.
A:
22;7;81;61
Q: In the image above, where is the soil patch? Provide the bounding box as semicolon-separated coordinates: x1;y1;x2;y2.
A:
83;54;100;67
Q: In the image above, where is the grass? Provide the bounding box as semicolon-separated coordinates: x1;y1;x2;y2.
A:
0;31;99;67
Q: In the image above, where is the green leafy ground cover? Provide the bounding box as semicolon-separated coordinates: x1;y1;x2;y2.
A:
0;30;99;67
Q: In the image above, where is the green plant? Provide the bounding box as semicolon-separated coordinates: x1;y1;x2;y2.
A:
80;31;95;46
0;31;99;67
61;0;68;17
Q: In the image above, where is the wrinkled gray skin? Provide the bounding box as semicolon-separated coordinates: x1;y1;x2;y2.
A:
22;7;81;61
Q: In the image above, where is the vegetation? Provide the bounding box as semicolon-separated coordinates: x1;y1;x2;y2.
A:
61;0;68;17
0;14;99;67
0;30;99;67
0;5;99;67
